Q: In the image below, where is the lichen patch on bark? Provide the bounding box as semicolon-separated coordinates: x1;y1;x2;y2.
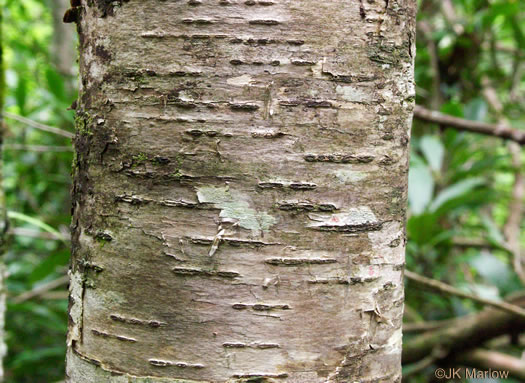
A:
197;186;277;234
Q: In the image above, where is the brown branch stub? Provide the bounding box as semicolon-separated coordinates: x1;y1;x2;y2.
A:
413;105;525;145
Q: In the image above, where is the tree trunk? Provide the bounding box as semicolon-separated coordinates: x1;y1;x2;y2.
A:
66;1;416;382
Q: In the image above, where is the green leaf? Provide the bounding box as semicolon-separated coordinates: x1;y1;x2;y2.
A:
407;212;440;246
481;215;506;247
420;135;445;171
45;67;66;102
408;157;434;215
464;98;487;122
429;178;485;212
11;346;66;370
7;211;66;242
14;75;27;113
465;283;501;301
471;252;511;290
29;250;70;283
441;100;463;118
510;15;525;51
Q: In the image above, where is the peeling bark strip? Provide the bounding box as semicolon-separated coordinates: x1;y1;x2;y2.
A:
67;0;415;382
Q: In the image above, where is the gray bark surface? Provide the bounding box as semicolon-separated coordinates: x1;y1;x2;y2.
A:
66;1;416;382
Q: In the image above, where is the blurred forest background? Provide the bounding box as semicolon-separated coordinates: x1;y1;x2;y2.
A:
1;0;524;382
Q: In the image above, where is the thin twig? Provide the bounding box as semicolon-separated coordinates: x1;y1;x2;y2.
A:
486;333;525;349
3;112;74;139
451;236;515;255
452;237;499;249
404;270;525;319
458;349;525;381
402;354;437;378
403;320;452;333
481;76;504;114
5;144;73;152
40;291;69;300
403;303;424;323
509;60;523;103
12;275;69;304
413;105;525;144
9;227;70;241
403;292;525;364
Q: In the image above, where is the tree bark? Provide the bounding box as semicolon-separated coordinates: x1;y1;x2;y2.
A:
66;1;416;382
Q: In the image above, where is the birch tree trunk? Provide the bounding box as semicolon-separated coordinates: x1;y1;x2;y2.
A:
66;1;416;382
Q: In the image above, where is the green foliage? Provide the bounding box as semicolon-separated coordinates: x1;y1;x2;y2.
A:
7;211;67;242
406;0;525;380
3;0;76;381
408;154;434;214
